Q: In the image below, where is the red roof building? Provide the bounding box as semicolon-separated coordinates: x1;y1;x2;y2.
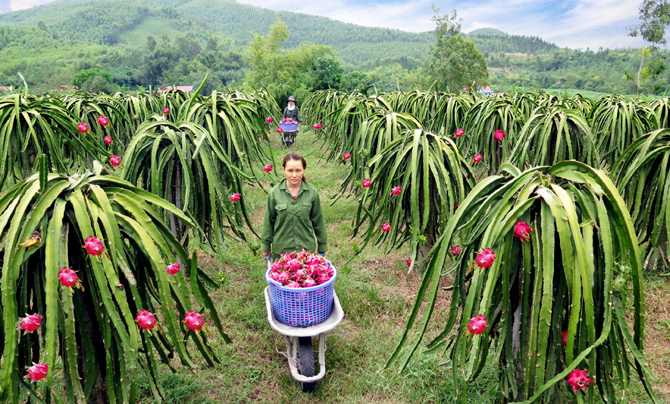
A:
462;86;494;96
0;86;13;91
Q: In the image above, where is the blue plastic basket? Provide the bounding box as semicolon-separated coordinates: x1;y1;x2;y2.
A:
265;263;337;327
279;122;298;132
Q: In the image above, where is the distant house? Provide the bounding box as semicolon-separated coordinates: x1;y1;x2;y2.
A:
462;86;495;96
158;86;194;94
0;86;13;92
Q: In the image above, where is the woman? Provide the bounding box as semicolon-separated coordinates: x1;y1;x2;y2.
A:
282;96;301;147
261;152;327;261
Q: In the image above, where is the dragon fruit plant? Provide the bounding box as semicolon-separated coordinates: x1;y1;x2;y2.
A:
269;250;334;288
389;161;656;403
0;168;229;403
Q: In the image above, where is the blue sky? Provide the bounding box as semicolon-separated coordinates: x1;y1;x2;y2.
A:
1;0;660;50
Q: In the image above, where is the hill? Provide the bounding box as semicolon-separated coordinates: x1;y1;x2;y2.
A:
0;0;668;95
0;0;434;66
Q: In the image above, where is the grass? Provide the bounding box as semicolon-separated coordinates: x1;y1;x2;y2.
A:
136;129;670;404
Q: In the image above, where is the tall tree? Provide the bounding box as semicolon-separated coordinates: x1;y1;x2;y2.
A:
628;0;670;95
244;17;335;102
427;7;488;92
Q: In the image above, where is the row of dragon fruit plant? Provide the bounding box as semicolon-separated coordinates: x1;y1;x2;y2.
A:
302;89;670;403
0;78;292;403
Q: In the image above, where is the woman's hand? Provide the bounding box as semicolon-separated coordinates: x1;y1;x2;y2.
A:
263;252;271;261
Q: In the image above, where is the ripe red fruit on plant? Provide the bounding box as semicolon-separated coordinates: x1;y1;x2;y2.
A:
343;152;351;160
263;164;273;173
230;193;241;202
77;122;89;133
562;331;568;346
473;154;482;163
84;236;105;256
58;267;82;289
407;258;411;267
455;128;464;138
382;223;391;232
104;136;113;145
391;186;402;196
467;315;488;335
184;311;205;331
475;248;496;268
514;221;533;242
110;155;122;167
163;107;169;114
494;129;506;143
313;123;323;129
266;116;273;123
136;310;157;331
97;115;109;126
362;178;371;188
24;362;48;383
566;369;594;392
277;127;283;133
17;313;42;335
165;263;180;275
450;246;462;256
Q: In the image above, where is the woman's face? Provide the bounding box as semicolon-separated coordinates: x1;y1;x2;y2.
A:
288;101;295;107
284;160;304;185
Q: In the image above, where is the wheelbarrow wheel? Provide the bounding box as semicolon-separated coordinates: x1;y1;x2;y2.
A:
298;337;316;392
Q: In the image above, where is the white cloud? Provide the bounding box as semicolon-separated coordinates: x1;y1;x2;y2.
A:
9;0;54;11
238;0;650;49
4;0;657;49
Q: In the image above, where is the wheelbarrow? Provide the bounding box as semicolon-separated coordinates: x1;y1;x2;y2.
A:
263;272;344;392
279;122;299;147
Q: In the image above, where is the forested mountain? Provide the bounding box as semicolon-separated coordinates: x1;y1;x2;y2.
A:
0;0;668;95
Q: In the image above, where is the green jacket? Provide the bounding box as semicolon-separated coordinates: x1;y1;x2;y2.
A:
261;179;327;255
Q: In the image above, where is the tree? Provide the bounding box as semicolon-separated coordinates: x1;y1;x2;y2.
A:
244;17;335;102
427;8;488;92
312;57;343;90
146;34;156;52
341;71;372;91
81;75;116;94
628;0;670;95
71;68;113;89
207;37;218;52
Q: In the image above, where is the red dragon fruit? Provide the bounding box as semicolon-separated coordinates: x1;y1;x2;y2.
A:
84;236;105;256
165;263;180;275
136;310;157;331
17;313;42;335
268;250;333;288
24;363;48;383
184;311;205;331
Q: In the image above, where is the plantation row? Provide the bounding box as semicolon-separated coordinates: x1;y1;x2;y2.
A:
304;90;670;271
0;86;668;403
303;89;670;403
0;86;284;403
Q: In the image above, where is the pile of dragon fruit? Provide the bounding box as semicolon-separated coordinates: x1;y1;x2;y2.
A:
269;250;334;288
280;118;295;123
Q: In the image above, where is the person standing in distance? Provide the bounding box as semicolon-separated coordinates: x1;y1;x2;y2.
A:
282;95;301;147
